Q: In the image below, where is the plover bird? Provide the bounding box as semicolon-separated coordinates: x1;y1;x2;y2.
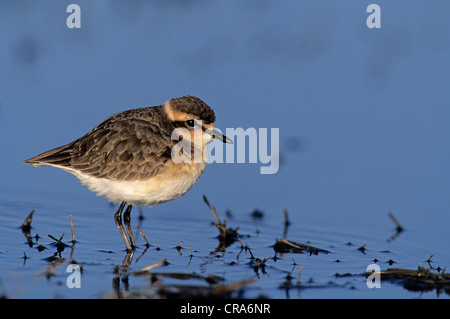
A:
24;95;232;251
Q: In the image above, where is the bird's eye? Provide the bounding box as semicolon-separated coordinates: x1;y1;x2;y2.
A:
186;119;196;127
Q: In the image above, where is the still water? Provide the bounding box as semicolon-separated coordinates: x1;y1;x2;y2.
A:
1;185;449;299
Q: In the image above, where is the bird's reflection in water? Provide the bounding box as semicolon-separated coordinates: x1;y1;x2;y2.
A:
112;250;134;298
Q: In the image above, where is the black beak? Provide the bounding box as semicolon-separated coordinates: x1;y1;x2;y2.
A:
207;128;233;144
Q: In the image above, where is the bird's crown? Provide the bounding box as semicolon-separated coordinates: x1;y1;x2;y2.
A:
164;95;216;125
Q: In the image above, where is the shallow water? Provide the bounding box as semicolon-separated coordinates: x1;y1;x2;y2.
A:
1;186;449;299
1;0;450;299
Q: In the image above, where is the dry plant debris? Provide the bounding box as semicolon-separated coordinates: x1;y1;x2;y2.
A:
203;196;241;247
273;238;330;255
365;267;450;294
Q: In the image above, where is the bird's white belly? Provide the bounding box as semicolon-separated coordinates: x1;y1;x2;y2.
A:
51;163;206;206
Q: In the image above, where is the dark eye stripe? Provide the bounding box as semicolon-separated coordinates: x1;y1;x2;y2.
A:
171;120;210;131
171;121;187;128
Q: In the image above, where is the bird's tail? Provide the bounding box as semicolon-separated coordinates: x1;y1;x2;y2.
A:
23;142;75;167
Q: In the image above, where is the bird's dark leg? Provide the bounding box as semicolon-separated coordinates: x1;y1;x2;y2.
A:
114;202;132;252
123;204;136;250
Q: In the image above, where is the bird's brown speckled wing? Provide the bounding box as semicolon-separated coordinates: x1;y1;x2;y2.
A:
24;106;175;181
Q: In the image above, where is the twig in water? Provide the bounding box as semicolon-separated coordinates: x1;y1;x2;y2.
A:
236;234;244;248
70;215;76;244
135;259;168;273
283;209;290;238
427;255;433;266
176;241;183;256
386;212;405;242
358;244;367;254
388;212;404;233
21;210;36;246
247;246;255;259
137;225;150;248
48;233;66;253
283;209;291;226
21;209;35;233
203;195;221;225
235;234;244;260
48;233;64;242
203;195;240;247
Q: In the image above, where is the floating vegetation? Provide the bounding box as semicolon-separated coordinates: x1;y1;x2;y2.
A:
9;204;449;299
203;195;242;248
273;238;330;255
125;259;254;299
364;266;450;295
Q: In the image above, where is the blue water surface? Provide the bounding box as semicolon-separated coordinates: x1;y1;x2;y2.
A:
0;0;449;299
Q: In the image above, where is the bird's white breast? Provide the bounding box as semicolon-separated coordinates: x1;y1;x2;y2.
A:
49;162;206;206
